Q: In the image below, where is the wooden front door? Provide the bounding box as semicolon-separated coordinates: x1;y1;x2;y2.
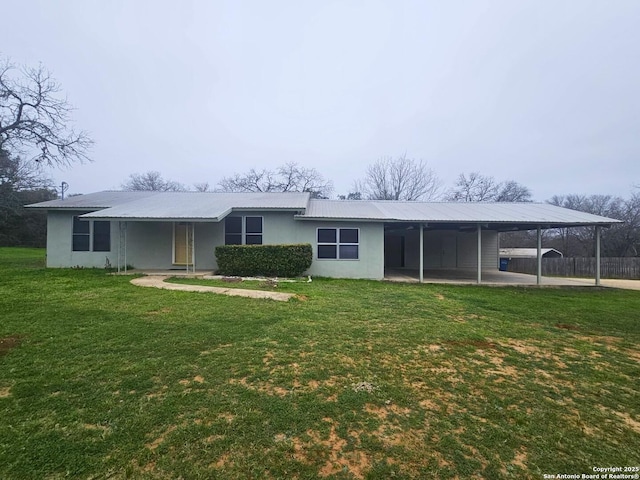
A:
174;223;193;265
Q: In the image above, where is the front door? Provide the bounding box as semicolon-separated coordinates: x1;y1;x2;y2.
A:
174;223;193;265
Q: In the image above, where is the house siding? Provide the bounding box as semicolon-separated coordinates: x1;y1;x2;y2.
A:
296;221;385;280
399;229;498;270
46;210;117;268
223;213;385;279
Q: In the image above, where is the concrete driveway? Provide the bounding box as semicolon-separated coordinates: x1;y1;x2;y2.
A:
385;268;640;290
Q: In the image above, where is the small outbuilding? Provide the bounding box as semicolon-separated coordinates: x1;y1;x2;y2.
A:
499;248;563;259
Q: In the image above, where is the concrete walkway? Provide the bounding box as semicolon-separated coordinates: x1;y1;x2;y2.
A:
130;276;296;301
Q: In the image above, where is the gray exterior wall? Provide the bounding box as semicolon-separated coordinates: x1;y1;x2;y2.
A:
45;210;385;279
46;210;117;268
229;212;385;279
389;229;499;271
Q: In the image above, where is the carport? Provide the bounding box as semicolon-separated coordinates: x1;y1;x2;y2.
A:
381;202;622;286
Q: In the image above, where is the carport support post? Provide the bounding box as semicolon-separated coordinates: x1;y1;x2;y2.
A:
477;224;482;284
537;226;542;285
595;225;601;286
419;223;424;283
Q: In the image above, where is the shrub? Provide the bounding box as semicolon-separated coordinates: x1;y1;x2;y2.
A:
215;244;312;277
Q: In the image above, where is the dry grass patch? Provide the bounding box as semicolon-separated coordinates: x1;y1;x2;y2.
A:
0;335;22;356
292;418;371;479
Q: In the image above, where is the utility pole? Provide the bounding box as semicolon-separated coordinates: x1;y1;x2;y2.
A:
60;181;69;200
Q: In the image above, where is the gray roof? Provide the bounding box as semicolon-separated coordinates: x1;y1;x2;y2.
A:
27;191;622;227
298;199;621;228
27;190;158;209
28;191;310;221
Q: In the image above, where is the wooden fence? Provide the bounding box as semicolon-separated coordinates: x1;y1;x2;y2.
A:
506;257;640;279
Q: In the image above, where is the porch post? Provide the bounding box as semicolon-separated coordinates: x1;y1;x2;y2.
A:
419;223;424;283
192;222;196;273
477;224;482;284
537;225;542;285
185;222;189;273
595;225;601;286
124;221;128;274
117;221;121;273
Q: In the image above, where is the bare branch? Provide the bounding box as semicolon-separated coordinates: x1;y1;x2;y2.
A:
358;155;441;201
121;171;185;191
446;172;531;202
0;57;92;167
218;163;333;198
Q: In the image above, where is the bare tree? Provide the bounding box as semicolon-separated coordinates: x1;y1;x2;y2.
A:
0;57;92;166
218;162;333;198
121;171;185;191
546;194;640;257
358;155;441;201
193;182;211;192
446;172;531;202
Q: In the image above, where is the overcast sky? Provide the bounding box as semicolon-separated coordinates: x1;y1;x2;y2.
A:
3;0;639;200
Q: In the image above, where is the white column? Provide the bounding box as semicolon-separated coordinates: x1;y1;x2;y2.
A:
192;222;196;273
537;226;542;285
124;222;128;273
117;221;121;273
595;225;601;286
477;224;482;284
419;224;424;283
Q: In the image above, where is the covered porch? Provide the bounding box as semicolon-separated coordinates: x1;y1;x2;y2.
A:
383;221;609;286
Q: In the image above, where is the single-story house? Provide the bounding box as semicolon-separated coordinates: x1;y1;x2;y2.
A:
500;248;563;259
27;191;621;284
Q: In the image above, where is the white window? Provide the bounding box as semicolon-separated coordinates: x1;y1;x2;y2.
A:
317;228;359;260
225;216;263;245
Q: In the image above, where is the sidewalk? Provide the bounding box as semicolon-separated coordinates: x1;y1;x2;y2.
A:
130;276;296;301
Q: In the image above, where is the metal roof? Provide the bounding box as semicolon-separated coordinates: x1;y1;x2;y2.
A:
26;190;158;209
27;191;310;221
298;199;621;227
27;191;622;227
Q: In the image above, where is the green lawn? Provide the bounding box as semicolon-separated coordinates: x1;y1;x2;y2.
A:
0;248;639;479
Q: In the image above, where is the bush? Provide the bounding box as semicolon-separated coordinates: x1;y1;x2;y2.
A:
215;244;313;277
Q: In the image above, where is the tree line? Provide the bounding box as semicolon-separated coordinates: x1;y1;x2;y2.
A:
1;55;638;257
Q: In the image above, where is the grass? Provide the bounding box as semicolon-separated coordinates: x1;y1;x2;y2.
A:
0;247;639;479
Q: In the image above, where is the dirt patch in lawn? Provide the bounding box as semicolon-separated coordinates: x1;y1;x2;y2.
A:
292;417;371;479
443;339;499;349
0;336;22;356
146;425;177;451
0;386;11;398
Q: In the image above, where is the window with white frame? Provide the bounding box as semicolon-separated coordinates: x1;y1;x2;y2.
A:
317;228;359;259
72;216;110;252
224;216;263;245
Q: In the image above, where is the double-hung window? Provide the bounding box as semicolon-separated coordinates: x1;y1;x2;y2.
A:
317;228;359;260
225;216;263;245
72;216;90;251
72;216;111;252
